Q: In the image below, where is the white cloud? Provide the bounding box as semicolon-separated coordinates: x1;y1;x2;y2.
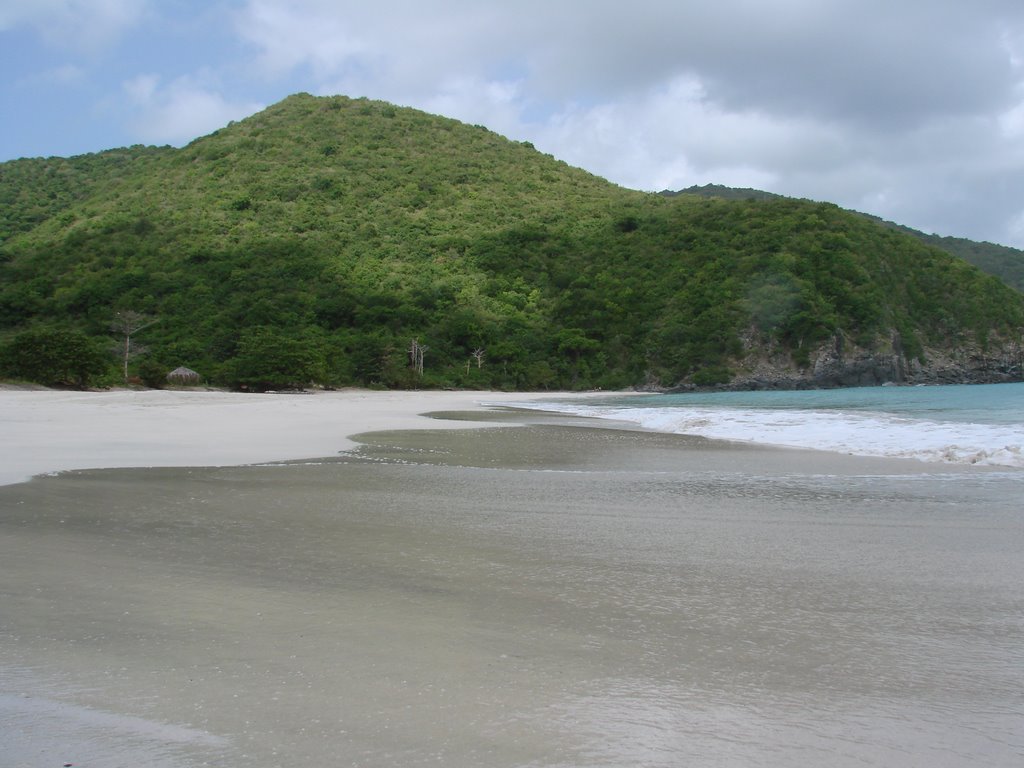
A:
0;0;148;51
219;1;1024;246
122;74;264;146
999;97;1024;138
123;73;159;103
1008;209;1024;244
235;0;374;79
5;0;1024;246
530;75;847;193
400;76;526;138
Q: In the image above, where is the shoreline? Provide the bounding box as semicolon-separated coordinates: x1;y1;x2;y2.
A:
2;419;1021;767
3;386;1010;487
0;387;592;487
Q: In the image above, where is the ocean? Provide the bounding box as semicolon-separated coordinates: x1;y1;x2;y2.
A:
504;382;1024;468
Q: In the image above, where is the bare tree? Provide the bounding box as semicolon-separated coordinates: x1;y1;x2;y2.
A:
471;348;485;369
110;310;158;383
408;338;427;377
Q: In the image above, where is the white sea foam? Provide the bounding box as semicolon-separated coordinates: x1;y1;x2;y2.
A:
505;399;1024;468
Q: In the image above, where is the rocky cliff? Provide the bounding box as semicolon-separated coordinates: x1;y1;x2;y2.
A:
676;330;1024;391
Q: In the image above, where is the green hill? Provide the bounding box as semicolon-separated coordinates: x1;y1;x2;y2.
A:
661;184;783;203
1;93;1022;390
880;228;1024;294
0;145;174;242
668;184;1024;293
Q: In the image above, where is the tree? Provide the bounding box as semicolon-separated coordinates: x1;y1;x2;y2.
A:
110;310;158;383
408;338;427;377
0;327;109;387
228;326;327;390
554;327;600;386
744;273;803;337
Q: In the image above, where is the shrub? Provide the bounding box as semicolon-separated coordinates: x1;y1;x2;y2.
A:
0;327;109;387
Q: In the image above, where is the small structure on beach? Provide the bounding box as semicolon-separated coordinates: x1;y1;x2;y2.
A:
166;366;201;385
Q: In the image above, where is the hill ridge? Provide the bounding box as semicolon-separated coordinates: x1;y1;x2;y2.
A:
665;184;1024;292
1;93;1022;390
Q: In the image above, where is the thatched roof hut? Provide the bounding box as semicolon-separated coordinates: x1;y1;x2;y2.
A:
167;366;201;385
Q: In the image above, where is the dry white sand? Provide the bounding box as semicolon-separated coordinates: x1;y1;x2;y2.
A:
0;388;556;487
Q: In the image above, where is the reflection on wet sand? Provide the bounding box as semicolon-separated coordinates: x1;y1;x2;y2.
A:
2;425;1022;767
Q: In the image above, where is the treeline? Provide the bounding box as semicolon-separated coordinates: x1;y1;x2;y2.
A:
670;184;1024;293
2;94;1022;390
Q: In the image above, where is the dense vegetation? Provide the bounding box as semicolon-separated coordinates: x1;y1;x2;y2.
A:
889;230;1024;293
2;93;1023;390
670;184;1024;293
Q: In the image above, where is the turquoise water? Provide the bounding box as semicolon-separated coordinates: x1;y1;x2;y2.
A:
604;382;1024;424
513;383;1024;466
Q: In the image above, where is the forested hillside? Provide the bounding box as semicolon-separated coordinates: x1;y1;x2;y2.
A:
1;93;1022;390
888;230;1024;293
669;184;1024;293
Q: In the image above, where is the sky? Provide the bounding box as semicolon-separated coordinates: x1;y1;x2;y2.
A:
3;0;1024;248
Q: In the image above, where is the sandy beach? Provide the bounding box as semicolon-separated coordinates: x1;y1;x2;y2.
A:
0;388;565;487
1;389;1022;767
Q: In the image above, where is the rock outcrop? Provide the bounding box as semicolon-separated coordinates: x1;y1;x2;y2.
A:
677;330;1024;391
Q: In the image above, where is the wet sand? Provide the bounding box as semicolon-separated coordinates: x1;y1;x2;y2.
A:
1;410;1022;767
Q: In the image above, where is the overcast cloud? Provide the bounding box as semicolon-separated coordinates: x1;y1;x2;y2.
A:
3;0;1024;247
